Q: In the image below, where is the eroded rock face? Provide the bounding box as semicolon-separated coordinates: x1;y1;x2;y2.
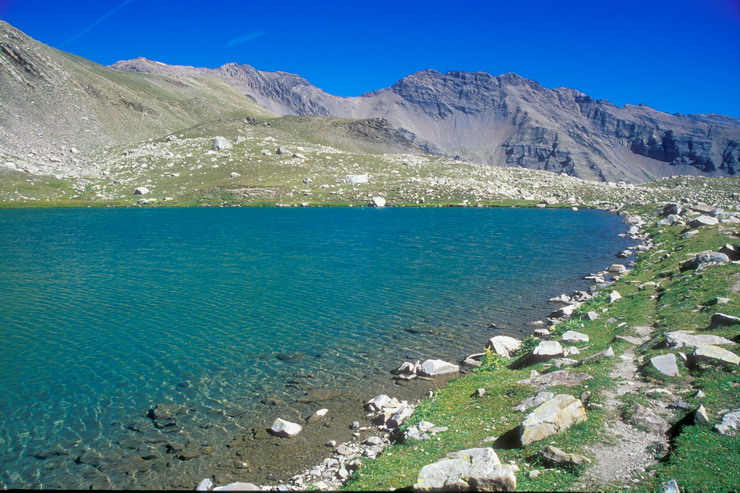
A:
520;394;587;445
414;447;516;491
111;57;740;183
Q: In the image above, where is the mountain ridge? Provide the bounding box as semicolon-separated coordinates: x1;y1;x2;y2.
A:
110;57;740;183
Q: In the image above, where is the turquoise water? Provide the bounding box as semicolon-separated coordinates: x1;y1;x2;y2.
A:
0;207;632;488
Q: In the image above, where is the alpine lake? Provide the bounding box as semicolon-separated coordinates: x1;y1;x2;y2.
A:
0;206;634;489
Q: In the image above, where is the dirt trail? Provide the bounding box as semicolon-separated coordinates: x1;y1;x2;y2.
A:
576;325;673;490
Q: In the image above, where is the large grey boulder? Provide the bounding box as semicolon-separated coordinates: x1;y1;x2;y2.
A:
414;447;516;491
269;418;302;437
550;304;578;319
657;214;680;226
660;203;681;217
212;136;232;150
691;344;739;366
707;313;740;330
665;331;736;349
688;215;719;228
520;394;587;445
650;353;680;377
485;336;522;358
370;196;386;208
510;340;564;369
133;186;150;195
533;340;564;358
680;252;730;271
419;359;459;377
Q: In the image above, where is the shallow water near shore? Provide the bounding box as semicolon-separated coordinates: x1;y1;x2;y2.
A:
0;207;633;489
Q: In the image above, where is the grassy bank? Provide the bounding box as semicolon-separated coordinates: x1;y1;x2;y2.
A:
344;204;739;492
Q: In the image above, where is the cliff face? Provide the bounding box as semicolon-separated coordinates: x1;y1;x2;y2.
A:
111;59;739;182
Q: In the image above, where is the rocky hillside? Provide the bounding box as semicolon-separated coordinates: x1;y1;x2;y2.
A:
0;21;273;167
111;60;740;183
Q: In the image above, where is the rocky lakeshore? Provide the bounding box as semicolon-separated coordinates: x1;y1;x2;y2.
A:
190;197;738;492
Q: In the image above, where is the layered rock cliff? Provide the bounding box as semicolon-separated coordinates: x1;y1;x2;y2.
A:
112;59;740;183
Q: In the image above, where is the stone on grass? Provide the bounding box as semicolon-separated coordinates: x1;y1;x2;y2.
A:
520;394;587;445
485;336;522;358
660;203;681;217
694;405;709;425
719;244;739;261
665;331;736;349
537;445;591;468
607;264;628;273
650;353;680;377
691;345;739;366
660;479;681;493
515;391;554;412
518;370;592;389
414;447;516;491
688;215;719;228
707;313;740;330
561;331;589;343
586;311;600;321
370;197;386;208
133;186;150;195
628;403;670;434
419;359;459;377
211;136;232;151
714;410;740;435
387;405;414;429
270;418;302;437
680;252;729;271
534;340;564;358
345;174;369;184
575;347;614;366
609;290;622;303
550;304;578;319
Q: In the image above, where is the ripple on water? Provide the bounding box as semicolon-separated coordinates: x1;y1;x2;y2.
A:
0;207;633;489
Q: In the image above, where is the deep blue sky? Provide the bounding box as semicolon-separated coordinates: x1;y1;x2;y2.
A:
2;0;739;117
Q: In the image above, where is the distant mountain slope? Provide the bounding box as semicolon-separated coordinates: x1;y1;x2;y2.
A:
0;21;273;161
112;59;740;183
